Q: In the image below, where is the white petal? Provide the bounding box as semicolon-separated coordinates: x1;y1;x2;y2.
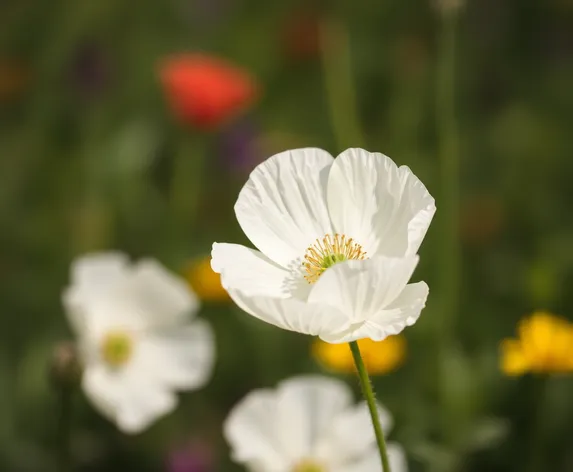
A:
327;148;435;257
317;401;393;464
65;256;199;341
68;252;129;301
224;388;291;471
137;320;215;390
235;148;334;267
82;363;177;434
274;376;353;460
224;376;352;470
211;243;290;297
331;451;380;472
63;252;130;334
226;288;351;337
323;282;429;343
124;258;200;326
115;389;177;434
334;443;408;472
387;443;409;472
308;256;419;328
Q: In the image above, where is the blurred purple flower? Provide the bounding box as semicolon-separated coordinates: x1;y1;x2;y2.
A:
167;440;214;472
219;118;262;175
69;42;112;100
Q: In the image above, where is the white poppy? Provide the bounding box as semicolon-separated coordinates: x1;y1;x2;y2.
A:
63;252;215;434
224;375;408;472
211;148;435;343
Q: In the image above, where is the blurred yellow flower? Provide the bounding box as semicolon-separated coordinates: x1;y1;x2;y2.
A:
500;311;573;376
312;336;406;375
185;257;230;302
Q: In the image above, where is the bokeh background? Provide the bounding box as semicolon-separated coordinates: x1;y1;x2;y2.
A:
2;0;573;471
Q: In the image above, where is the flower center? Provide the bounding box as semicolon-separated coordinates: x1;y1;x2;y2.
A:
292;459;326;472
303;233;367;284
101;331;133;367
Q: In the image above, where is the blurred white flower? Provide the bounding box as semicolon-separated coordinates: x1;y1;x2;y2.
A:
63;252;215;434
224;375;408;472
211;148;435;343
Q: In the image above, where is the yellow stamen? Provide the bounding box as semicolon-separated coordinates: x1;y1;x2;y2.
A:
292;459;326;472
101;331;133;367
303;233;366;284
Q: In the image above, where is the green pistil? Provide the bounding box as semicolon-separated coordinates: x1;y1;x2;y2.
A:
101;332;133;367
321;253;347;269
293;460;325;472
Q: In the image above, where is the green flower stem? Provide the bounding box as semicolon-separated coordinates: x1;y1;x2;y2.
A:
435;7;461;450
349;341;392;472
526;375;549;472
436;2;460;346
169;132;208;232
320;18;366;151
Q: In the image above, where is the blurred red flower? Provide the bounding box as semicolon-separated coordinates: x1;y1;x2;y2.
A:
159;54;258;130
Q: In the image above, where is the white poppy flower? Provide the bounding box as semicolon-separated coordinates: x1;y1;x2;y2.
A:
63;252;215;434
211;148;435;343
224;375;408;472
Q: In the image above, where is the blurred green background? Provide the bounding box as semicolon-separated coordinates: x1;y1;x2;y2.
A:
2;0;573;471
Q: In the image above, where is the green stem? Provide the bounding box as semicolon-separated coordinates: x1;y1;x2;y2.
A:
526;375;548;472
56;383;74;472
169;132;208;232
435;6;462;453
349;341;392;472
320;18;366;151
436;2;460;344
